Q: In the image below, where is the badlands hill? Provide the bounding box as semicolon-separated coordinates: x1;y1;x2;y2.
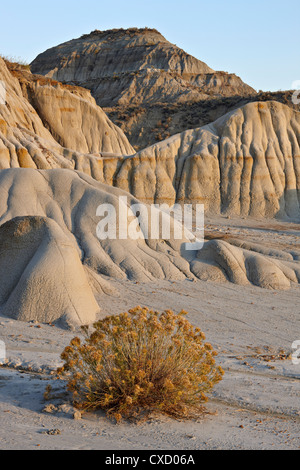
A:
1;55;300;220
105;89;296;151
31;28;259;149
99;101;300;220
30;28;254;104
0;53;299;327
0;57;133;173
0;168;299;328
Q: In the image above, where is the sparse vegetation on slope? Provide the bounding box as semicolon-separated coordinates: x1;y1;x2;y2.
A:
1;55;31;72
80;27;163;40
106;90;297;150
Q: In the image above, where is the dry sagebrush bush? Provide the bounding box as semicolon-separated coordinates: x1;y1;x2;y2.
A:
58;307;224;421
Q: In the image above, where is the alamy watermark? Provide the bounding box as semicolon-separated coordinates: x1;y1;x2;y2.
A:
96;197;204;251
0;340;6;364
292;340;300;365
0;81;6;105
291;80;300;105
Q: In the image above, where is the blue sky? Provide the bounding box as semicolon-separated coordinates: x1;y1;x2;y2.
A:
0;0;299;91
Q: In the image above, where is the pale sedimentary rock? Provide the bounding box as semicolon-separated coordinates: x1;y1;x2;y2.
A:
31;27;255;107
0;57;133;174
104;101;300;220
30;28;256;149
0;169;298;330
1;54;299;220
0;216;100;327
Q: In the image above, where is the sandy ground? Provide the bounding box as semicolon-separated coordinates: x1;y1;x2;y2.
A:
0;216;299;450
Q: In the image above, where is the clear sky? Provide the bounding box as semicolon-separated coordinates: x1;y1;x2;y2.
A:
0;0;299;92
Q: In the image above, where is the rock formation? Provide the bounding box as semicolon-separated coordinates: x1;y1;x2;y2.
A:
1;55;299;220
0;57;133;173
0;216;100;328
31;28;257;149
0;168;190;325
0;48;299;329
0;168;191;281
191;239;299;290
31;28;230;101
0;168;298;328
102;101;300;220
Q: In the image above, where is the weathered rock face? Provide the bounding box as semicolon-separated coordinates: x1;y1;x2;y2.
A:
0;168;191;283
0;216;100;328
0;168;298;329
105;90;296;151
0;168;191;326
11;63;134;156
31;28;215;89
0;57;134;173
0;58;299;222
31;28;257;149
191;238;300;290
0;35;298;330
98;101;300;220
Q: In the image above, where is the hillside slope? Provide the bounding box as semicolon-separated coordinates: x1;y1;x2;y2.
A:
0;57;133;173
31;28;257;149
0;168;299;328
99;101;300;220
1;58;300;220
